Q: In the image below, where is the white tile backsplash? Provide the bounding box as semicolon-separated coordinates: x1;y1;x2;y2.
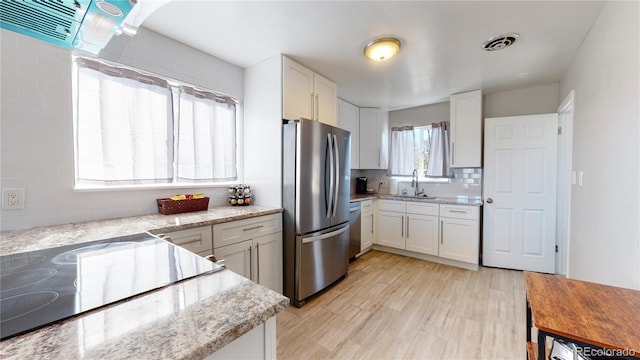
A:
395;168;482;198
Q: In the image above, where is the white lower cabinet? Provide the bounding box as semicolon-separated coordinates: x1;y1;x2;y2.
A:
206;317;276;360
405;213;439;256
377;209;405;248
377;200;439;255
376;200;479;268
439;205;479;264
360;200;374;251
213;214;283;294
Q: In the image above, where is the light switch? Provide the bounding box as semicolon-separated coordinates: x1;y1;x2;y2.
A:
578;171;584;186
571;171;577;185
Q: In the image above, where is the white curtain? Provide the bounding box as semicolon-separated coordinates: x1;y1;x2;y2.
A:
76;66;173;185
177;91;237;182
426;122;453;177
388;126;415;176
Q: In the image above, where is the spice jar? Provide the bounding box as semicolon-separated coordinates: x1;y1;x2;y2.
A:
243;194;252;205
229;195;238;206
237;195;245;205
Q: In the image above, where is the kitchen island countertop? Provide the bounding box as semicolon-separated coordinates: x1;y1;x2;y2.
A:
0;205;289;360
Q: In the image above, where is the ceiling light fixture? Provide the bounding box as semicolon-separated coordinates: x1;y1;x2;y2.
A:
363;37;401;62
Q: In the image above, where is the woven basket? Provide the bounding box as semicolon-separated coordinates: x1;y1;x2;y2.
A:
156;197;209;215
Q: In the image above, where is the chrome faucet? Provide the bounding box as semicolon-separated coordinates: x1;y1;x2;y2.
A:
411;169;423;196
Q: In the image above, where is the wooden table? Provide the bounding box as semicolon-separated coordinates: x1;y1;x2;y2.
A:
524;271;640;359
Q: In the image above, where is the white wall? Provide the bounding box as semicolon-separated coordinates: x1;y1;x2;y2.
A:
243;55;283;207
483;84;558;118
389;83;559;127
559;1;639;290
389;101;449;127
0;29;244;231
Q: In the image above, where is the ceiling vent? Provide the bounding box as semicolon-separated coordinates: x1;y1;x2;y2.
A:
0;0;136;54
483;33;519;51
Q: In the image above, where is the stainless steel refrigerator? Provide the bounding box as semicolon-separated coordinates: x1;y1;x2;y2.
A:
283;118;351;307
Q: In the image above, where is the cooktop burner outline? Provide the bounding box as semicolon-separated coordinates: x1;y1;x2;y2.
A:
0;291;60;322
0;268;58;292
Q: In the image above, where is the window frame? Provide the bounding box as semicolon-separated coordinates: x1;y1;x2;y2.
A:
71;56;243;191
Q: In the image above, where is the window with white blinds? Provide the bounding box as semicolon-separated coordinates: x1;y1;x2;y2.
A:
73;58;238;188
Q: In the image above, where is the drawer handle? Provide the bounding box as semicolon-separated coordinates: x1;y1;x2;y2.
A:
205;255;226;268
181;238;202;246
449;210;467;213
156;234;172;241
243;225;264;231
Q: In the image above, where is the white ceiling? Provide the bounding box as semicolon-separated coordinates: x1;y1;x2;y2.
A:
142;1;604;110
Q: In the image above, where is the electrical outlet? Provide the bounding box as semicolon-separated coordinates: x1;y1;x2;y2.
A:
3;188;25;210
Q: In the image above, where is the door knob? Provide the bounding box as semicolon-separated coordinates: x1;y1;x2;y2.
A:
486;198;493;204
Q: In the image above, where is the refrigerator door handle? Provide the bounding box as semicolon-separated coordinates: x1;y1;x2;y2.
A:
327;133;335;219
332;134;339;217
301;225;350;244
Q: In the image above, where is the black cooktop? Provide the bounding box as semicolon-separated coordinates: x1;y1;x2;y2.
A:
0;233;223;340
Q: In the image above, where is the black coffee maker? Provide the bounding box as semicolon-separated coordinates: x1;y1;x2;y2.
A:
356;177;368;194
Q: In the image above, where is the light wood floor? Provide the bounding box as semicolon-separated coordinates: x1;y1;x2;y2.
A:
277;250;526;360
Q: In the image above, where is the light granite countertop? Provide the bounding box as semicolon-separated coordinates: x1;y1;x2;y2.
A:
1;205;283;256
352;193;483;206
0;205;289;360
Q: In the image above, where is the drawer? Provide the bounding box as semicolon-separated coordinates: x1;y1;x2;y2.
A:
377;199;406;213
439;204;479;220
214;213;282;248
164;226;213;254
360;200;373;214
406;201;438;216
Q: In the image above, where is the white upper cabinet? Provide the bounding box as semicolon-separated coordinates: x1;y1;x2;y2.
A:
337;99;360;169
314;73;338;126
283;57;337;126
449;89;482;167
359;108;389;169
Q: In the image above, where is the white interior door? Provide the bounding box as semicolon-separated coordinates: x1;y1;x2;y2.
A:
483;114;558;273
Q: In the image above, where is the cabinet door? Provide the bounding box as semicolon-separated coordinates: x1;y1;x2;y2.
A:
450;90;482;167
377;210;405;249
439;217;479;264
361;210;374;250
359;108;389;169
283;57;313;121
405;214;439;256
214;240;252;279
314;74;337;126
338;100;360;169
253;232;283;294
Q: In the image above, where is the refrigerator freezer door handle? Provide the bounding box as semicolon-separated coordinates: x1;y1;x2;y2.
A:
301;225;350;244
332;134;339;217
327;133;335;219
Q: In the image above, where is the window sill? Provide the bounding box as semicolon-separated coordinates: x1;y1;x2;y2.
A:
73;182;238;192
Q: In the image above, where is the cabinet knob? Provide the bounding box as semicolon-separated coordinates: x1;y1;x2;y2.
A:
485;198;493;204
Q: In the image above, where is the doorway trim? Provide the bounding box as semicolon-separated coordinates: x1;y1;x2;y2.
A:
556;90;575;276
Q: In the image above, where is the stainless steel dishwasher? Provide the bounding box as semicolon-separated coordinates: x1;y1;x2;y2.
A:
348;201;361;260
